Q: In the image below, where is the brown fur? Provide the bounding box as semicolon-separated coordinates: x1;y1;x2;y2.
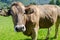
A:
0;9;7;16
25;5;60;40
8;2;60;40
10;2;26;26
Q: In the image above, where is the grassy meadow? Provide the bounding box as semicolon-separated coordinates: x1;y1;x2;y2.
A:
0;16;60;40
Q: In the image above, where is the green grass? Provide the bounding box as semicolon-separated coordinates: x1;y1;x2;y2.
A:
0;16;60;40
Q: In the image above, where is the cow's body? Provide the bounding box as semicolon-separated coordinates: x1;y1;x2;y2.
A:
24;5;60;40
25;5;58;28
6;2;60;40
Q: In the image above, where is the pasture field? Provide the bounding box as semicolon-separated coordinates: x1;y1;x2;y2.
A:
0;16;60;40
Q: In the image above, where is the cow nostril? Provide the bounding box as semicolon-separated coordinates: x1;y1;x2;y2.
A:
15;27;19;31
15;27;24;32
15;25;26;32
22;27;24;29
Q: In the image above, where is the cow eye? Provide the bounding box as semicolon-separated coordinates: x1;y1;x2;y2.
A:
10;10;14;16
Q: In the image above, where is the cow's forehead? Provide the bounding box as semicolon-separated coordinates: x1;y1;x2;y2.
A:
10;2;26;15
11;6;19;14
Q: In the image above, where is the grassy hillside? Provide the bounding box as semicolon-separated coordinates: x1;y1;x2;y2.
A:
0;16;60;40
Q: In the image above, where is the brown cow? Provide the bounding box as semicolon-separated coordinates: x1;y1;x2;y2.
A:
6;2;60;40
0;9;7;16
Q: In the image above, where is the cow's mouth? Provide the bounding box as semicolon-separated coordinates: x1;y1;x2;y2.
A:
15;25;26;32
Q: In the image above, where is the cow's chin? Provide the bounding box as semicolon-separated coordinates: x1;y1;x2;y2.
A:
15;30;26;32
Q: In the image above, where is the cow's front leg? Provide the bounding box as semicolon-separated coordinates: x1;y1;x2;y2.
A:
31;26;39;40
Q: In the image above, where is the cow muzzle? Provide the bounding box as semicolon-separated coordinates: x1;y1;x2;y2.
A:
15;25;26;32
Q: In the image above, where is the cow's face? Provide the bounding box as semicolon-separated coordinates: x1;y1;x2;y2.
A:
9;2;26;32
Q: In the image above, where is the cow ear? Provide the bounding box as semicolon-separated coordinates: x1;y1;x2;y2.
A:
25;8;34;14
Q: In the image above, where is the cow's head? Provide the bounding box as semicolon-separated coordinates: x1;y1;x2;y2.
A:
7;2;26;32
6;2;34;32
0;9;8;16
10;4;34;32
